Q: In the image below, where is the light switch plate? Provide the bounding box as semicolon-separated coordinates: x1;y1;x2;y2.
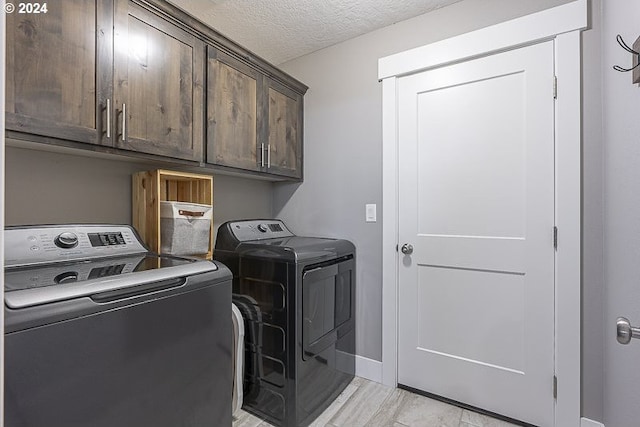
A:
366;204;377;222
634;36;640;84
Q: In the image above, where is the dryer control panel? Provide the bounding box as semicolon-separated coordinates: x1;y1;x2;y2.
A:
225;219;294;242
4;225;147;267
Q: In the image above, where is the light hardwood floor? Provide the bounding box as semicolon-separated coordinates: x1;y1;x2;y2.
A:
233;376;520;427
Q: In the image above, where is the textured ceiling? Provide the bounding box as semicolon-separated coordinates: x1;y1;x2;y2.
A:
168;0;462;65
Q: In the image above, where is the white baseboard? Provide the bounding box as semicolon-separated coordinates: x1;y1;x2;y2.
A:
355;355;383;383
581;417;605;427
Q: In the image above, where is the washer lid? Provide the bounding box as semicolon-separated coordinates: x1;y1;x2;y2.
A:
4;255;217;309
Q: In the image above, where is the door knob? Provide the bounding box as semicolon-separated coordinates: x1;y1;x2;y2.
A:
401;244;413;255
616;317;640;345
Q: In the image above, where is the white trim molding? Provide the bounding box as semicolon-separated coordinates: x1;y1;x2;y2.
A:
554;29;583;427
355;355;383;383
381;76;399;388
378;1;586;426
581;418;605;427
1;2;6;424
378;0;587;80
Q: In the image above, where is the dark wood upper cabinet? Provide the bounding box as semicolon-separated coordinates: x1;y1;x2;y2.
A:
5;0;113;145
5;0;204;162
206;48;304;179
206;47;262;172
5;0;307;179
113;1;204;161
266;79;303;179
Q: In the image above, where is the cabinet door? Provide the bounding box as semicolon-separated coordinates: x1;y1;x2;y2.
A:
5;0;113;145
266;80;303;179
113;1;204;161
206;47;262;172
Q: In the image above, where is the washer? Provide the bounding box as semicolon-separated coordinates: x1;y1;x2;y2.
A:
214;219;356;427
4;224;233;427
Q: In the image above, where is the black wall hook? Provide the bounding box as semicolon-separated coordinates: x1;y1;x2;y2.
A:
613;34;640;73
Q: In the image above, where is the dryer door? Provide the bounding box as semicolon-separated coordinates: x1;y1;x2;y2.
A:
302;255;354;360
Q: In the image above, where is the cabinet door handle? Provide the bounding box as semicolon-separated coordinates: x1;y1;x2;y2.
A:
267;144;271;168
106;99;111;138
122;103;127;142
261;143;265;168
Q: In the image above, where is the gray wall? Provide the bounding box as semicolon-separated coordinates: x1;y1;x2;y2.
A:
4;145;273;236
602;1;640;426
273;0;604;422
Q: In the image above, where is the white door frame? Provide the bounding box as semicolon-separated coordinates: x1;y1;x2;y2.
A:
379;1;586;426
1;3;6;425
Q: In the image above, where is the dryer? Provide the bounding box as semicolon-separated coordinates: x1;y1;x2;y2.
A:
214;219;356;427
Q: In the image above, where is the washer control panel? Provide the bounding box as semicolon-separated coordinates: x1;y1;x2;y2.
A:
227;220;294;242
88;232;127;247
4;225;147;267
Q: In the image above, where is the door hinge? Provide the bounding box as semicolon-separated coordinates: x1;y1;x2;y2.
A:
553;226;558;250
553;375;558;399
553;76;558;99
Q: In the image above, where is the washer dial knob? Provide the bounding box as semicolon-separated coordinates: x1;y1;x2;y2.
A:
54;232;79;249
257;224;269;232
54;271;79;284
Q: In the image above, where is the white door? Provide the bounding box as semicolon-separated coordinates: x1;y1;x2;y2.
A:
397;41;555;426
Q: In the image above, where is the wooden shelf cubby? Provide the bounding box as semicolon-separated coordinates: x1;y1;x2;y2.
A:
132;169;214;259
